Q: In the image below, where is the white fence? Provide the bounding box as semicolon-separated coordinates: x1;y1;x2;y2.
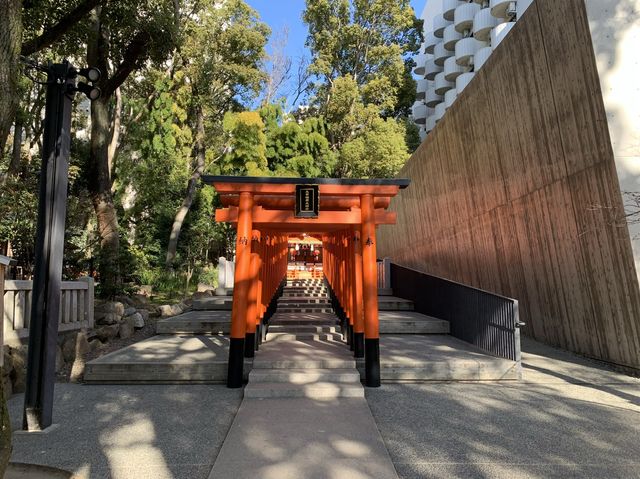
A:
3;277;94;345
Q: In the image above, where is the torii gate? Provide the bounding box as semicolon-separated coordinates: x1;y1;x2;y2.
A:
203;176;410;388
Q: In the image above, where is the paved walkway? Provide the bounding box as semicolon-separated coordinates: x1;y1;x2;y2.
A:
7;338;640;478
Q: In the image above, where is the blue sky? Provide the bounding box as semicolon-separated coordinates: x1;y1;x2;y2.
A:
245;0;424;106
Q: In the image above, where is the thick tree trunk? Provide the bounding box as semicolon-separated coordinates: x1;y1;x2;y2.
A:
108;86;122;178
9;118;23;175
89;96;121;297
165;105;206;269
0;0;22;158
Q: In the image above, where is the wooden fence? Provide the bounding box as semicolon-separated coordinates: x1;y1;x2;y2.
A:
3;277;94;345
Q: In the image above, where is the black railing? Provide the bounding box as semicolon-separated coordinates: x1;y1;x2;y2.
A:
390;263;521;362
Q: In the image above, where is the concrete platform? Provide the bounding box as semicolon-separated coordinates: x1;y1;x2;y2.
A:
379;311;450;334
253;338;357;369
84;334;247;383
191;296;233;311
156;311;231;334
361;335;520;382
208;398;399;479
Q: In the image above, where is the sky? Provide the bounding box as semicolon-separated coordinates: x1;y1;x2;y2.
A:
245;0;425;107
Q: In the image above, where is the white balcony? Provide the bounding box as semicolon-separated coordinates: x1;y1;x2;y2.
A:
443;0;465;21
416;78;428;100
474;8;501;42
455;37;488;66
456;72;476;94
517;0;534;18
425;59;444;81
454;3;482;33
490;0;516;19
425;88;444;108
412;102;428;124
474;46;493;71
433;14;451;38
443;24;463;51
426;116;436;133
445;89;457;108
444;56;468;81
491;22;515;49
413;53;426;76
435;102;447;122
434;42;453;67
435;72;455;96
424;32;438;54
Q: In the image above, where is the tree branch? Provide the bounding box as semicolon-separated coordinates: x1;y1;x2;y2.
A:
103;30;151;97
21;0;106;55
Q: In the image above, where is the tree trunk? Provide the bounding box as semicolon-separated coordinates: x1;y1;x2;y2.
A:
9;118;23;175
0;0;22;159
89;96;121;297
108;86;122;180
165;105;206;269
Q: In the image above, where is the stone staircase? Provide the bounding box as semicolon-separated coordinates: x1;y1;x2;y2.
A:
244;279;365;399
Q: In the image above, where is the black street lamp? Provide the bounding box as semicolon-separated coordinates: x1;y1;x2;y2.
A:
20;59;100;432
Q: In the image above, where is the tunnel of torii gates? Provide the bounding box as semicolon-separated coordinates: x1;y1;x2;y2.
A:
203;176;410;388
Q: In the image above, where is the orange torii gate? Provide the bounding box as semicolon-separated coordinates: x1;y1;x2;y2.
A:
204;176;410;388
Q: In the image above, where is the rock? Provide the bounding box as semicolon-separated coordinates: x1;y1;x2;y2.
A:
96;312;120;325
138;309;150;322
123;307;137;317
62;335;77;363
197;283;215;292
55;344;64;373
88;339;104;352
115;295;135;307
69;331;91;382
3;377;12;399
118;316;136;339
137;285;153;297
131;294;151;308
172;304;184;315
159;305;173;317
192;291;212;300
128;312;145;329
8;347;26;393
95;324;120;342
215;286;228;296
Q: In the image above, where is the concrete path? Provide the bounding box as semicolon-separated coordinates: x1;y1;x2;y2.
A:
367;337;640;479
208;398;398;479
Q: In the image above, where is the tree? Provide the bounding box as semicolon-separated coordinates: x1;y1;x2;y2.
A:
164;0;269;268
86;1;178;296
221;111;269;175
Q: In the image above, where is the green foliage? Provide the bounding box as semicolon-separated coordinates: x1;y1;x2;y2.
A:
221;111;269;175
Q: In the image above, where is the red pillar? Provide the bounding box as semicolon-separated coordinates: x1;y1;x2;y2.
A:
228;192;253;387
352;226;365;357
361;194;380;387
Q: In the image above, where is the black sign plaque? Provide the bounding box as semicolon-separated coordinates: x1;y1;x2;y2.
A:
295;184;319;218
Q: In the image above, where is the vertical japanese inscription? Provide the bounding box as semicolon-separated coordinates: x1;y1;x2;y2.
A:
295;184;319;218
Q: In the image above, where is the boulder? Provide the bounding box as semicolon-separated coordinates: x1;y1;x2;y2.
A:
123;306;137;317
88;339;104;352
131;294;151;308
137;309;150;322
192;291;212;301
159;305;173;317
95;301;125;324
8;347;26;393
137;285;153;297
129;312;145;329
115;295;135;307
62;334;77;363
118;316;136;339
69;331;91;382
197;283;215;292
96;312;120;325
95;324;120;342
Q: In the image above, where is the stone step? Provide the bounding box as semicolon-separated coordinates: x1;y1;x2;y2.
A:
277;307;333;314
267;325;339;333
278;297;331;304
243;382;364;399
379;311;450;334
378;296;415;311
248;368;360;384
270;314;338;326
156;311;231;334
282;292;329;298
252;358;357;369
266;332;344;342
192;296;233;311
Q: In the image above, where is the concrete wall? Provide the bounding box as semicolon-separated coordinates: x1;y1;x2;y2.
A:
379;0;640;371
584;0;640;272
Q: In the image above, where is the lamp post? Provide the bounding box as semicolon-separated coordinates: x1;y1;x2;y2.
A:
21;59;101;432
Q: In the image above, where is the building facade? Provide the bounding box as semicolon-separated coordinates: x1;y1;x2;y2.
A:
412;0;640;274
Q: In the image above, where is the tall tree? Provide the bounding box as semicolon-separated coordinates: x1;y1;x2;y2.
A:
165;0;268;268
86;1;178;295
